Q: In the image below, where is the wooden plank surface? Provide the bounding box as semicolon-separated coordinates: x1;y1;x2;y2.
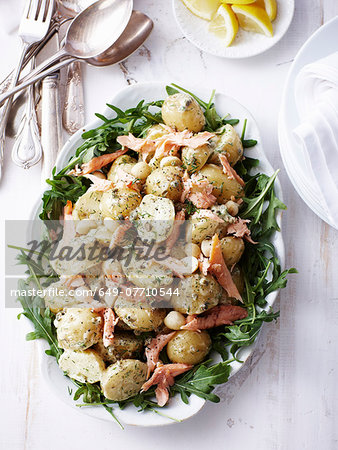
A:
0;1;337;448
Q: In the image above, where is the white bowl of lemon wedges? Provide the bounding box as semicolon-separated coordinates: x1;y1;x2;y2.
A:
173;0;294;58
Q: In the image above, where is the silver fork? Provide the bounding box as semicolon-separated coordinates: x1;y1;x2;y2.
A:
0;0;54;180
0;16;71;96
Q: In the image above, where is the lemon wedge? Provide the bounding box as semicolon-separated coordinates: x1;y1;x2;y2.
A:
222;0;255;4
231;4;273;36
181;0;221;20
209;4;239;46
254;0;277;21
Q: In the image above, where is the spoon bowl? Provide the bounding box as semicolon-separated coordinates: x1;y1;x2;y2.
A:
58;0;98;15
88;10;153;66
64;0;132;58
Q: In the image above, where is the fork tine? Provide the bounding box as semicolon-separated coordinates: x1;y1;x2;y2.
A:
37;0;47;21
44;0;55;23
22;0;33;20
37;0;54;22
26;0;40;19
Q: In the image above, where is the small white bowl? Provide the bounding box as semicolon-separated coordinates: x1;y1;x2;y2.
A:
172;0;294;58
30;82;284;426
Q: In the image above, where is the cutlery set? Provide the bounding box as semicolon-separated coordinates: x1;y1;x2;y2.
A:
0;0;153;181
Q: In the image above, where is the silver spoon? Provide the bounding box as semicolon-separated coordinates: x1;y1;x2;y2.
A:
0;0;134;105
58;0;98;15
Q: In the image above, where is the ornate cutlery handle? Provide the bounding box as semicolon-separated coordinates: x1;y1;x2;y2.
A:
0;41;30;180
62;61;85;134
41;74;62;182
11;60;42;169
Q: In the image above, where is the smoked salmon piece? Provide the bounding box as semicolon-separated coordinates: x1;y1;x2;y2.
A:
117;134;156;161
109;220;132;249
145;332;176;378
141;363;193;406
68;148;128;176
181;304;248;331
227;218;257;244
219;154;245;187
62;274;85;289
117;131;215;162
181;173;217;208
115;166;141;191
103;308;119;347
192;209;225;223
62;200;76;243
84;174;114;192
165;210;186;255
198;254;210;276
208;234;242;301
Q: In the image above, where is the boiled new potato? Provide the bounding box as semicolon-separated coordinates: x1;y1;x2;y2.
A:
87;224;113;246
220;236;245;266
44;281;78;313
146;123;171;140
107;155;137;182
75;219;97;235
115;298;166;331
200;164;244;202
190;209;222;244
100;187;142;219
172;273;222;314
72;190;103;220
55;308;102;351
50;235;102;276
211;203;234;222
123;258;173;289
133;194;175;243
101;359;147;401
167;330;211;365
162;93;205;132
211;125;243;166
131;162;151;181
145;166;184;201
182;143;213;173
58;349;105;383
160;156;182;168
164;311;186;330
94;332;143;363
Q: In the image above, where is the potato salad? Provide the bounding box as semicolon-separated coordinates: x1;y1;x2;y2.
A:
17;85;293;422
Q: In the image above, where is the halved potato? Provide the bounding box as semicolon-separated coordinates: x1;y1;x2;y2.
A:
133;194;175;243
58;349;105;383
101;359;147;401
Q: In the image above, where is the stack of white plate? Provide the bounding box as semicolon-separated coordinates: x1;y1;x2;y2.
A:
278;16;338;230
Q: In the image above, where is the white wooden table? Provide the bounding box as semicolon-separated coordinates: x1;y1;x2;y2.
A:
1;1;338;448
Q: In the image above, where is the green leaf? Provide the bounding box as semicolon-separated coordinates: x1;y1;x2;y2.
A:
73;383;102;403
242;139;258;148
17;280;62;361
241;170;280;223
172;361;231;403
260;187;287;236
166;85;179;96
170;83;209;109
189;362;231;392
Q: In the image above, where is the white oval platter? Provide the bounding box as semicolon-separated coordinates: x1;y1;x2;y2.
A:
29;82;284;426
